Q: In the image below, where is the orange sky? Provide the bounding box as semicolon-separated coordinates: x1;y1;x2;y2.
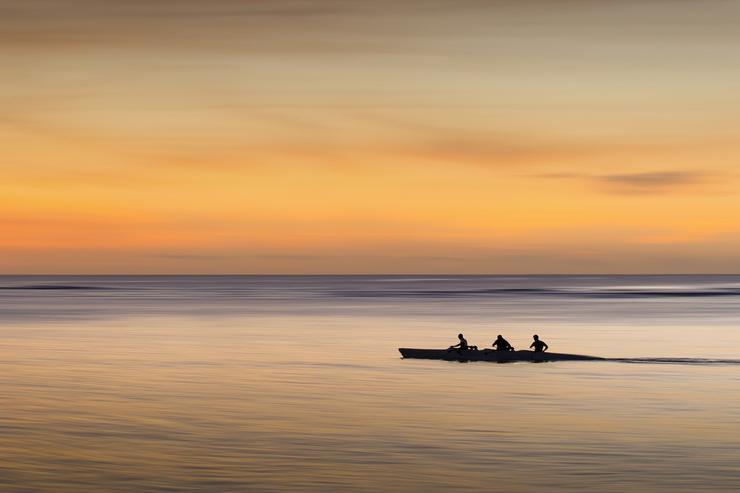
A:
2;1;740;273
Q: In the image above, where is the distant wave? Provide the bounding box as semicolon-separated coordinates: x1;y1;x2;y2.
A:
335;287;740;299
0;285;109;290
608;357;740;366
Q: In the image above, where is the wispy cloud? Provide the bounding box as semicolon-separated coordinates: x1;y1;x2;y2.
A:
596;171;707;193
253;254;325;261
149;254;224;260
536;170;714;195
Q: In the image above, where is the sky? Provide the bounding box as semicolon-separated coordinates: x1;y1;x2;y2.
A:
2;0;740;274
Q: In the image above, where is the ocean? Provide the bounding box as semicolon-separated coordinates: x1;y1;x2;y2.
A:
1;275;740;492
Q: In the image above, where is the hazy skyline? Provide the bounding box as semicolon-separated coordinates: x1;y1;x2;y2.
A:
3;0;740;273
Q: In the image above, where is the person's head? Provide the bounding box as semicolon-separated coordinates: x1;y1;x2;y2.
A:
497;334;502;339
533;334;539;340
458;333;464;339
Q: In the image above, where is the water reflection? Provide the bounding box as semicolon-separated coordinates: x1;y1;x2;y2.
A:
1;276;740;491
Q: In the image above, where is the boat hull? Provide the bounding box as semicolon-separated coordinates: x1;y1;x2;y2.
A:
399;348;603;362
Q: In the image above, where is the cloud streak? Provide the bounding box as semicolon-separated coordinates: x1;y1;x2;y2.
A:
596;171;708;194
537;170;714;195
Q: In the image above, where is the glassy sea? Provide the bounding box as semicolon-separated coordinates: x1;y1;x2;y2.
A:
2;275;740;492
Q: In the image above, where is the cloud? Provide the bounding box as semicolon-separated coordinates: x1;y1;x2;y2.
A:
149;254;224;260
0;1;376;55
0;1;354;20
253;254;326;261
536;170;714;195
597;171;706;192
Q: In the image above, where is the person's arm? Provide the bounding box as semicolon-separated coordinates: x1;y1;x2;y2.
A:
529;342;535;348
543;341;549;351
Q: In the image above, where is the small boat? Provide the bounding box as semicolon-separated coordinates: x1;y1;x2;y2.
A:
398;348;604;362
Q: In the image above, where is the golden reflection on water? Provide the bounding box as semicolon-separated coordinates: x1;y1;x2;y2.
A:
2;315;740;492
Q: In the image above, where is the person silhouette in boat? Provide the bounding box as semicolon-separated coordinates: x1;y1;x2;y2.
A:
448;333;477;352
530;334;549;353
491;334;514;352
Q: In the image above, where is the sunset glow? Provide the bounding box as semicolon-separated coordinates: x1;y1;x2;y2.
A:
3;1;740;273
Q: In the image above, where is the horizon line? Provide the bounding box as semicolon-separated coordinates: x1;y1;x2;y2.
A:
1;273;740;277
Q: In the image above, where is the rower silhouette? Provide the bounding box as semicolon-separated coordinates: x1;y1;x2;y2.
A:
448;333;478;353
449;333;468;352
530;334;549;353
492;334;514;352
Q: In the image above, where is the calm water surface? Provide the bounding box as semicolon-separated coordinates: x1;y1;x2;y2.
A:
2;275;740;492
